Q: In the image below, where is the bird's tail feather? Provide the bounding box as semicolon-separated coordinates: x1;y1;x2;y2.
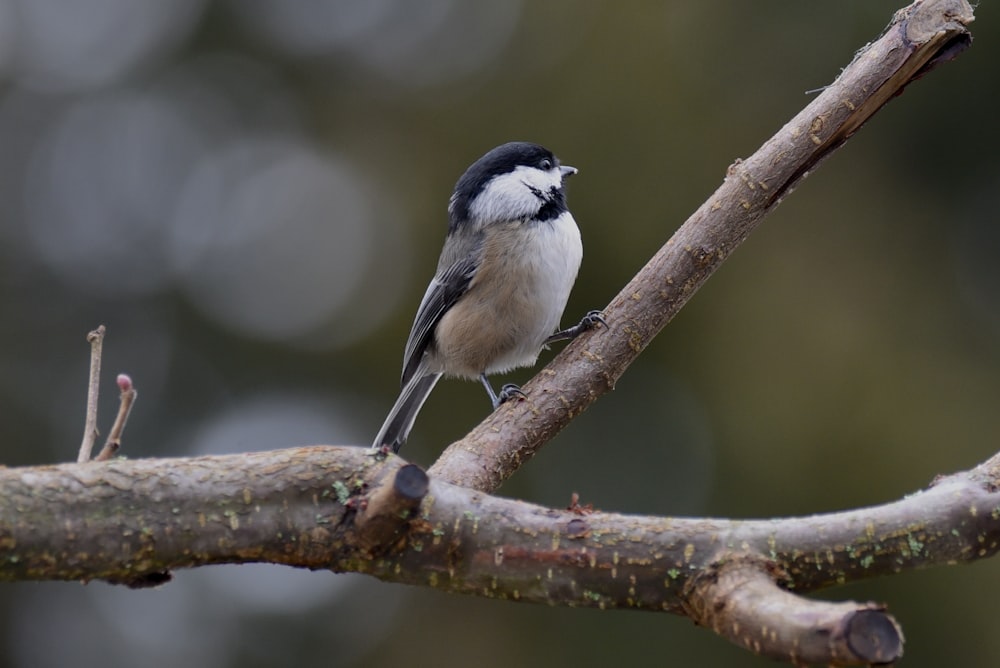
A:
371;372;442;452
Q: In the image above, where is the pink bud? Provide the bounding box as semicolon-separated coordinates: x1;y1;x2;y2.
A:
116;374;133;392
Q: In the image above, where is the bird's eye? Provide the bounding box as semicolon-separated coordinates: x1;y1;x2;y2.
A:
539;158;553;170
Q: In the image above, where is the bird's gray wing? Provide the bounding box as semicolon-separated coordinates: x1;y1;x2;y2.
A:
400;253;479;386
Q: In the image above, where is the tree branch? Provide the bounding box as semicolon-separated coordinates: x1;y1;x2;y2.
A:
428;0;976;492
4;446;1000;663
683;557;904;665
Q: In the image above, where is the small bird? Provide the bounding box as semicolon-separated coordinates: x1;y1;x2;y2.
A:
372;141;603;453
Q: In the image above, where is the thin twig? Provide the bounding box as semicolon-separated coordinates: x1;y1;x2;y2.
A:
76;325;105;463
94;374;136;462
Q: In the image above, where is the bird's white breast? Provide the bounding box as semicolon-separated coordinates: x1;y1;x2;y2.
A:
429;210;583;379
483;210;583;373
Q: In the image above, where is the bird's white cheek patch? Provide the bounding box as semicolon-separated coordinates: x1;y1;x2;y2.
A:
469;166;563;223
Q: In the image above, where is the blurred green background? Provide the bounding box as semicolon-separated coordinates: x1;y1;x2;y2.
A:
1;1;997;666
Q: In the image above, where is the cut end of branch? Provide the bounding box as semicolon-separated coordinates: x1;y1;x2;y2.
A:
683;556;904;666
86;325;106;344
844;609;905;665
350;462;429;556
896;0;975;82
393;463;430;501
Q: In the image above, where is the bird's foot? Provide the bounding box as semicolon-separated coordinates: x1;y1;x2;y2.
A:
545;309;607;345
494;383;527;409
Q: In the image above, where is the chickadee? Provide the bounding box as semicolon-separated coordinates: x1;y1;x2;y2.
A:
372;141;603;453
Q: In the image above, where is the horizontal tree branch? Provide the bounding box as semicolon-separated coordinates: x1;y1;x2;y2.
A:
428;0;976;493
3;445;1000;662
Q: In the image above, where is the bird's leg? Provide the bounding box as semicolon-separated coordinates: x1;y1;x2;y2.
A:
544;310;607;345
480;373;526;410
477;311;607;411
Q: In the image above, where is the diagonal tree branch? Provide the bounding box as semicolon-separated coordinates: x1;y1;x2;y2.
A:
428;0;976;493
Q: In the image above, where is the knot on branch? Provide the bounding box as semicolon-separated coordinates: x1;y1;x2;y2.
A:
682;554;903;666
349;462;429;557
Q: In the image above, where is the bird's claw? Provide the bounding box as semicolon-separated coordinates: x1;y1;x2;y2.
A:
495;383;527;408
579;309;608;331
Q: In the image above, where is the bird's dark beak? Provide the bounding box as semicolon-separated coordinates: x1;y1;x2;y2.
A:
560;165;578;178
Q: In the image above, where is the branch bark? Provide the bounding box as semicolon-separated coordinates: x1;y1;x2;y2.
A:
683;557;904;665
428;0;976;493
4;446;1000;663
